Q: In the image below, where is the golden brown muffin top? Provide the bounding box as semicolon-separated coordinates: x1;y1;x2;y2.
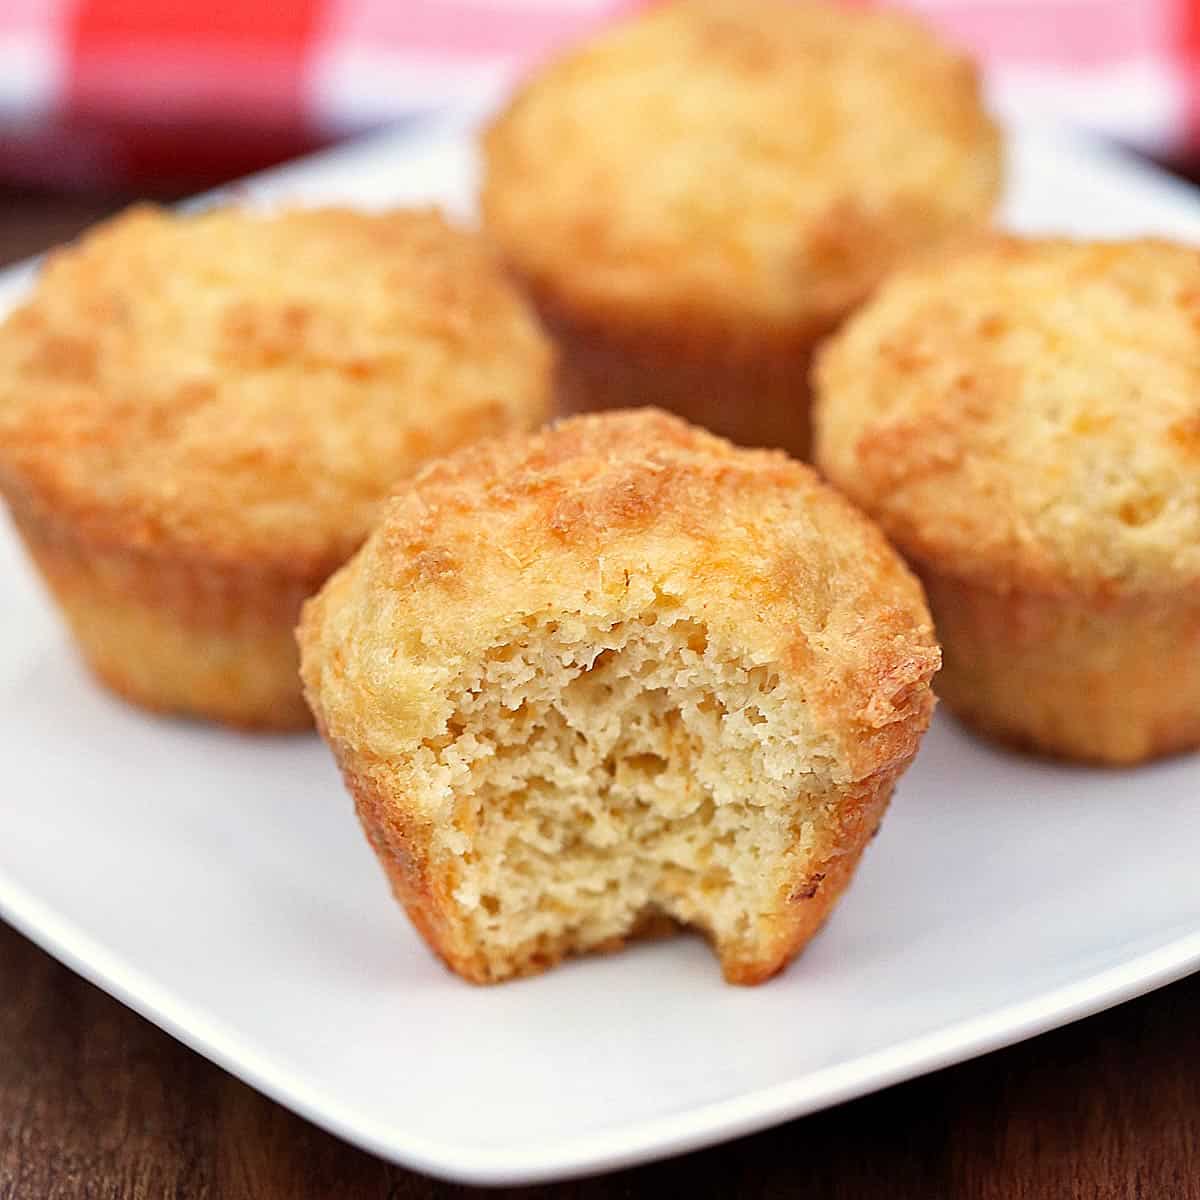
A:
481;0;1001;345
815;236;1200;595
299;409;939;783
0;205;553;577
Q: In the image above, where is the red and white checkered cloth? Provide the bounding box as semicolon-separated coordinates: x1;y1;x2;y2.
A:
1;0;1197;189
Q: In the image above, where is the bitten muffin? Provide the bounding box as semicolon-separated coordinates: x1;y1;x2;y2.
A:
299;410;939;984
481;0;1001;460
815;236;1200;766
0;205;553;729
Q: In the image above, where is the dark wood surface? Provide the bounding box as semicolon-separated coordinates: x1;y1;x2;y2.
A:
2;194;1199;1200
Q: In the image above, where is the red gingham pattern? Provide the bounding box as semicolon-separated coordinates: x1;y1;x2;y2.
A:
0;0;1195;188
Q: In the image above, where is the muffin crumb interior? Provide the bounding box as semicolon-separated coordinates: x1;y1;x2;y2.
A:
419;606;838;981
300;409;939;983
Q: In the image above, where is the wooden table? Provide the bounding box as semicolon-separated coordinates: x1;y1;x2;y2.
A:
2;193;1198;1200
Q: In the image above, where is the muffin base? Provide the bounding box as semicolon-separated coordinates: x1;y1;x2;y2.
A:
924;572;1200;765
12;507;316;731
541;308;821;461
328;735;901;985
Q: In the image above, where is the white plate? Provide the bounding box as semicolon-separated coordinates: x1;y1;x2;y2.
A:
2;116;1200;1188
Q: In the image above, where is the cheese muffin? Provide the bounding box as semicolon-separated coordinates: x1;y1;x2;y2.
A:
0;205;553;729
299;410;939;984
481;0;1001;460
815;236;1200;765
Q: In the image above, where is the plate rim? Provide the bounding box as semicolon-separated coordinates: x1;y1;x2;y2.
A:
3;113;1200;1187
3;869;1198;1185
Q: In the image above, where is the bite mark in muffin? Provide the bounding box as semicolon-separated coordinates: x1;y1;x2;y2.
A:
299;410;939;983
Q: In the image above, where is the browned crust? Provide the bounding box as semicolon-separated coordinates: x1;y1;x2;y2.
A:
481;0;1001;342
813;235;1200;597
536;299;821;459
326;726;909;986
300;410;940;783
0;204;554;575
718;767;901;985
325;735;487;980
11;499;315;730
923;569;1200;765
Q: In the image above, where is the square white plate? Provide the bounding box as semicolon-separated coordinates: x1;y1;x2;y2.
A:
2;115;1200;1188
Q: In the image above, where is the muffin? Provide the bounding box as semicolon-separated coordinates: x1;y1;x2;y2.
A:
299;410;939;984
0;205;553;729
481;0;1001;460
815;236;1200;766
